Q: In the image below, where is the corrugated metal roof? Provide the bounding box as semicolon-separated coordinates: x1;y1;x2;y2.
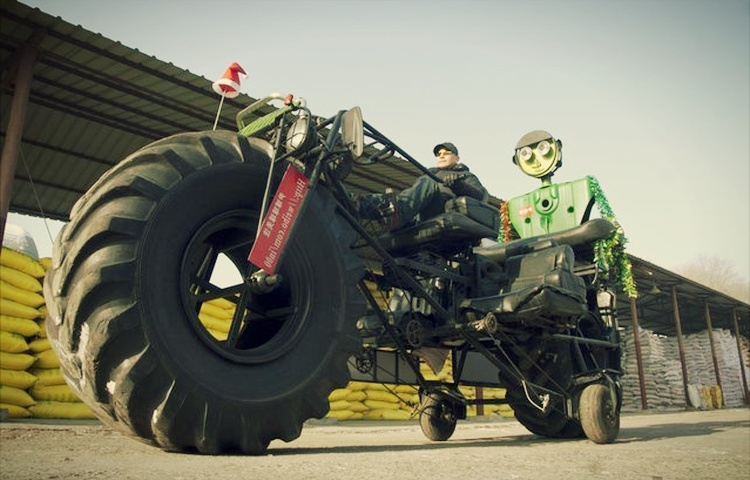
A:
1;0;747;337
619;256;748;337
1;0;424;221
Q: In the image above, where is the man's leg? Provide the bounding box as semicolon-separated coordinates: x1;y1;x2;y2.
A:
356;176;452;228
392;176;453;228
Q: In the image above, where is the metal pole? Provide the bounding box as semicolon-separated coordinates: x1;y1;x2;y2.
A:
703;300;723;406
475;387;485;416
629;296;648;409
671;286;690;407
0;44;38;242
732;310;749;405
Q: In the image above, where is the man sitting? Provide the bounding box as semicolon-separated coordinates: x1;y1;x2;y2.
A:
358;142;488;230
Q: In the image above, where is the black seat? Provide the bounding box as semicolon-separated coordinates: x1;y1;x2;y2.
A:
378;197;500;255
474;218;615;264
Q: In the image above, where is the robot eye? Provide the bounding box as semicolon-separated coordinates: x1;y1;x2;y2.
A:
537;140;551;156
518;146;533;162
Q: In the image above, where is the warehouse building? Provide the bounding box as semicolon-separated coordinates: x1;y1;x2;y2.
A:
1;0;748;416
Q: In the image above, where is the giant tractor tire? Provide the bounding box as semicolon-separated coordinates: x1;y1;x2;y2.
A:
43;130;365;454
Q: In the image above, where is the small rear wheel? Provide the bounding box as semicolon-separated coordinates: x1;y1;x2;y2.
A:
579;383;620;444
419;392;458;441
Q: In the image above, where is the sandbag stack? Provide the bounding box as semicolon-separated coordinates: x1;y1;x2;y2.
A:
683;329;748;408
621;325;694;409
327;381;416;421
621;324;749;410
474;386;514;418
327;355;514;421
0;242;96;419
0;246;46;418
198;297;237;340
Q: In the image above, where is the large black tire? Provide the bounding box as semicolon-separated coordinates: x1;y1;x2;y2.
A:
43;131;365;454
504;339;584;439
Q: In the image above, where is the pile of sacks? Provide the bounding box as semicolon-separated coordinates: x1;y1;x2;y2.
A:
683;329;747;408
197;297;237;341
620;325;686;409
0;244;94;419
620;324;749;410
326;354;513;420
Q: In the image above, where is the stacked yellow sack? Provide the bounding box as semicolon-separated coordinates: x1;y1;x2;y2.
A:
697;384;723;410
326;353;513;421
478;387;514;418
419;354;513;418
327;381;416;421
198;297;237;341
0;247;45;418
419;355;453;382
0;247;93;419
326;357;450;421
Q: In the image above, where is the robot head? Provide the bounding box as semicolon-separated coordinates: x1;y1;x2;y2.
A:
512;130;563;180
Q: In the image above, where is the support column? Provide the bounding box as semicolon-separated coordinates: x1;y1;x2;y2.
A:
0;44;38;241
629;296;648;409
671;286;690;407
475;387;484;416
732;310;749;405
704;301;722;405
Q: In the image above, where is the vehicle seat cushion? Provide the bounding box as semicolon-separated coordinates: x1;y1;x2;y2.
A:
379;212;497;254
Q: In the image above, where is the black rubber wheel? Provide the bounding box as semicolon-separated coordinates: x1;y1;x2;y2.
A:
43;130;365;454
579;383;620;444
504;339;584;439
419;392;458;441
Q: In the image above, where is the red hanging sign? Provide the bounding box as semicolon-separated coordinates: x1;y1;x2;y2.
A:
248;165;310;274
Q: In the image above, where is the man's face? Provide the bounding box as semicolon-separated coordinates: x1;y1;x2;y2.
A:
435;148;459;169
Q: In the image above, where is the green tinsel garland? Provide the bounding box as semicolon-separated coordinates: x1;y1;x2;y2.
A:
587;176;638;298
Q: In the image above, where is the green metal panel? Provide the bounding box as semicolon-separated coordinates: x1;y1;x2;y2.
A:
507;177;594;238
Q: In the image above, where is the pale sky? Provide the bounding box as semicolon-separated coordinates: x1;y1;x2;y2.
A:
10;0;750;284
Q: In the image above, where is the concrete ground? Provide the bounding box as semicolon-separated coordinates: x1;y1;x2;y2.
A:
1;407;748;480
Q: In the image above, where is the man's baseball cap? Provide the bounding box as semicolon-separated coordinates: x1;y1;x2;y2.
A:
433;142;458;156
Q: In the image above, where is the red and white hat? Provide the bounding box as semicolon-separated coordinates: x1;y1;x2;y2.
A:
212;62;246;98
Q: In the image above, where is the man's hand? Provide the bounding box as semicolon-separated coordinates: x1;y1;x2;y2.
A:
442;172;466;187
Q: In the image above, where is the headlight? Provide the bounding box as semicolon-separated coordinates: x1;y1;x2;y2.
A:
537;140;551;156
518;146;533;162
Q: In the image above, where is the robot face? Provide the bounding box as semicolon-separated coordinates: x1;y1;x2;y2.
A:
514;137;560;178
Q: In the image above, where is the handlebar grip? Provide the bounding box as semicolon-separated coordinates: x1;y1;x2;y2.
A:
236;94;307;133
236;93;287;130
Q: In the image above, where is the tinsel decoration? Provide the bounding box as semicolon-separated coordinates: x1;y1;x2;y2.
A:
496;176;638;298
587;175;638;298
499;200;511;242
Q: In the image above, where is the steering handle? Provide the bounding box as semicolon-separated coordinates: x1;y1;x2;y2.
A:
236;93;307;131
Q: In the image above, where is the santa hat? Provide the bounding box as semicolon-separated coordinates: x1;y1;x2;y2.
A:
212;62;246;98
